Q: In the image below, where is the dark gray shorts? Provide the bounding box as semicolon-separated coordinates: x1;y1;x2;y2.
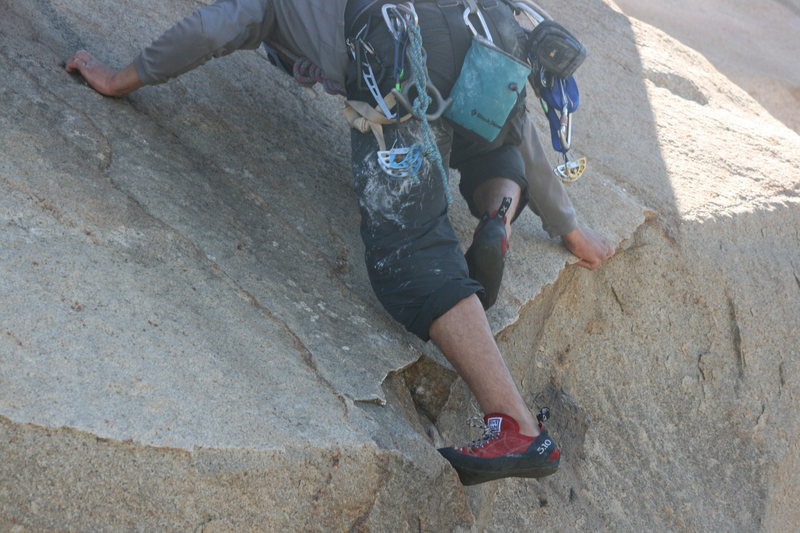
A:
351;120;482;340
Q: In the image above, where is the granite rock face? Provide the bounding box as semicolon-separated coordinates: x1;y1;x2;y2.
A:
1;0;798;531
613;0;800;134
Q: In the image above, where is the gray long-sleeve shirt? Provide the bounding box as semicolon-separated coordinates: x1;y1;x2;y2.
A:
133;0;350;87
132;0;577;236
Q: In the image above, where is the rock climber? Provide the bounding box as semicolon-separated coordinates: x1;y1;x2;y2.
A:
65;0;614;485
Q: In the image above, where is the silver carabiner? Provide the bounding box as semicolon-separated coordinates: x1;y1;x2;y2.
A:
463;6;494;43
557;80;573;149
381;4;407;41
382;3;418;40
558;110;572;150
511;1;549;25
394;3;418;27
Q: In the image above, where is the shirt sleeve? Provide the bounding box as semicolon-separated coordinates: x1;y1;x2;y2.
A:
520;115;578;237
132;0;274;85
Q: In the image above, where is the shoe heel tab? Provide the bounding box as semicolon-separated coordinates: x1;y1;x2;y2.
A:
484;412;519;433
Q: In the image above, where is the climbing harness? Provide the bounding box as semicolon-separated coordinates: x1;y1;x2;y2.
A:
263;41;344;95
343;92;411;154
345;2;453;197
344;0;589;190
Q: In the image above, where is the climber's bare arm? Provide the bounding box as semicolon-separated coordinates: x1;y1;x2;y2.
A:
65;50;144;97
562;226;614;270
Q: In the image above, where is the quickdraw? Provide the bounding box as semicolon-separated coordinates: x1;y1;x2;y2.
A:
538;75;586;183
381;4;409;90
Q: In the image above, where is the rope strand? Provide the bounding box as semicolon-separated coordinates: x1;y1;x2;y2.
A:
268;42;344;95
405;22;452;203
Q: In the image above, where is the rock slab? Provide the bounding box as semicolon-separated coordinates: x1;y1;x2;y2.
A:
1;0;799;531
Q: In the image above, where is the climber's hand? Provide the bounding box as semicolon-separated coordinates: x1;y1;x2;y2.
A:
65;50;143;97
562;226;614;270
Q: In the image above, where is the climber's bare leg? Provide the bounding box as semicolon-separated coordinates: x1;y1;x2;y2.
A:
429;294;539;437
472;177;521;237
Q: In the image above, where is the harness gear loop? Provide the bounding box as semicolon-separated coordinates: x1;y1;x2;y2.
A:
264;41;345;95
343;94;412;152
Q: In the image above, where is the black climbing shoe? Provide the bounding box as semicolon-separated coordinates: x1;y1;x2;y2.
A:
465;197;512;310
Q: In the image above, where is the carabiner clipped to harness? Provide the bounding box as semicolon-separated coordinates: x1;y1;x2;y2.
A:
538;76;586;183
511;0;589;184
538;76;578;152
382;2;418;37
463;0;494;43
381;4;409;40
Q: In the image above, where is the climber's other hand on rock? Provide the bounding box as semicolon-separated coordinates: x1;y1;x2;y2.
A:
66;50;143;97
562;226;615;270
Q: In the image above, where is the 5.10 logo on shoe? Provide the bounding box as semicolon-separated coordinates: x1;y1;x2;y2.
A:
537;439;553;455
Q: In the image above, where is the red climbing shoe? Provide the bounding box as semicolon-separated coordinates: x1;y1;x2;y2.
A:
438;413;560;486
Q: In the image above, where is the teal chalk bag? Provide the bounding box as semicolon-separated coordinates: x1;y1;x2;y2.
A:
444;36;532;143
